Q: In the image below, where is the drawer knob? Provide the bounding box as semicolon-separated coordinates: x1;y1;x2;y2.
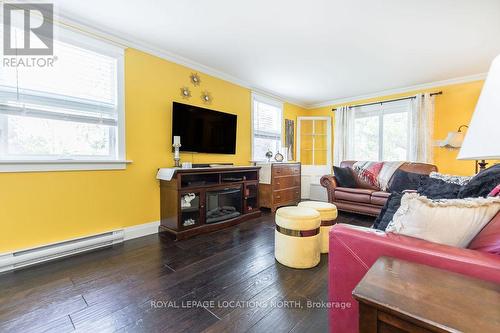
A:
276;195;281;199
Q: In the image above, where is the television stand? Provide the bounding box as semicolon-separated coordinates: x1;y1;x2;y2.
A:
159;166;261;240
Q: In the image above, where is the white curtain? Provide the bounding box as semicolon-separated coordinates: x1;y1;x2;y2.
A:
333;106;354;166
410;93;435;163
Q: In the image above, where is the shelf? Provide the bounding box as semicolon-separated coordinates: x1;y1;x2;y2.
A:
181;207;199;213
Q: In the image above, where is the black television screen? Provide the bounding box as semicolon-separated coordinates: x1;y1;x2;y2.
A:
172;102;237;154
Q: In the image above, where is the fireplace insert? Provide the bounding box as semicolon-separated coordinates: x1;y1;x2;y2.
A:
206;187;242;224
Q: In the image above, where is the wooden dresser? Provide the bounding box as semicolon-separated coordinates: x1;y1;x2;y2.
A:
258;162;301;212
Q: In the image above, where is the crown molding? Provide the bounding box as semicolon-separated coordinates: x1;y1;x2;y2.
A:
37;8;308;108
5;0;487;110
306;73;487;109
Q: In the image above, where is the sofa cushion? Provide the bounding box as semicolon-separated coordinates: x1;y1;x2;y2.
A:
458;164;500;198
371;191;390;206
372;191;391;198
333;166;357;188
335;187;374;204
468;212;500;255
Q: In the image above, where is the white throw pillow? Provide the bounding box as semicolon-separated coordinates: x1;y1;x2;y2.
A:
386;193;500;248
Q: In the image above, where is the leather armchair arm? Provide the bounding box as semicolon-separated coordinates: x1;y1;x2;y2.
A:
320;175;338;202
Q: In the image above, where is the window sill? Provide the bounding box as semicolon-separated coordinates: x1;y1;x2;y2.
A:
0;160;133;173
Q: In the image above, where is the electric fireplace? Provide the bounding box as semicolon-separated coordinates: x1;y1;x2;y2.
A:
206;187;242;224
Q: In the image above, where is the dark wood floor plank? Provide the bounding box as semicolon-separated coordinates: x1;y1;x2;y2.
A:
0;211;374;333
0;294;87;332
70;235;275;328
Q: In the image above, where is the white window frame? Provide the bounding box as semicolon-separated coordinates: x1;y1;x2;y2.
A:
352;100;412;162
251;93;284;162
0;22;130;173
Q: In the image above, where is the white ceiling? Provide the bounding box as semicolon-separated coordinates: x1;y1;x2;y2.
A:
50;0;500;107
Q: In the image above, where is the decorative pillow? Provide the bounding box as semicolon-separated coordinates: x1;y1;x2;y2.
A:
372;193;403;231
429;172;473;186
386;193;500;248
333;166;357;188
353;161;383;189
417;177;462;199
388;170;429;193
468;212;500;255
458;164;500;198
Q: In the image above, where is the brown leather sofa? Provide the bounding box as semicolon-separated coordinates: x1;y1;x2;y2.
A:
320;161;438;216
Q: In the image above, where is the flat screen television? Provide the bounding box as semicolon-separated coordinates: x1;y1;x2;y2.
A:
172;102;237;154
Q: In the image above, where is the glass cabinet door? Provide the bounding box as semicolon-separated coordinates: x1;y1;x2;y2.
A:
180;191;202;228
244;182;258;213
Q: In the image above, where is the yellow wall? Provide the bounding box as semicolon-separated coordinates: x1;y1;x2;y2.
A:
301;80;490;176
0;48;304;253
283;102;303;160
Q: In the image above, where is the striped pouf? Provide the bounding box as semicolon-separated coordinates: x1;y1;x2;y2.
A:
274;206;321;269
298;201;338;253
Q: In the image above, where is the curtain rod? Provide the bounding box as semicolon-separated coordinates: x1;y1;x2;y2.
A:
331;91;442;112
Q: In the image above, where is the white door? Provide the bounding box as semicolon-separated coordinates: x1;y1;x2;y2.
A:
297;117;332;199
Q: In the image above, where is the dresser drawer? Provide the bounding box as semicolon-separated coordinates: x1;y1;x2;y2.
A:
273;176;300;190
272;164;300;177
273;187;300;204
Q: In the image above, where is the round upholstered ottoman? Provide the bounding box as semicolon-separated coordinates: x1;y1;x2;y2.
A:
298;201;338;253
274;206;321;269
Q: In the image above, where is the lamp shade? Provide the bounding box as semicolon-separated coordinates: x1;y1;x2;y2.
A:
458;54;500;160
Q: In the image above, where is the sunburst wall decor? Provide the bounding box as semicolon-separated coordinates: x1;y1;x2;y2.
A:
201;91;213;104
190;73;201;86
180;87;192;99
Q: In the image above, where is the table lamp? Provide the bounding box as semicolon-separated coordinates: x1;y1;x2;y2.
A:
457;54;500;171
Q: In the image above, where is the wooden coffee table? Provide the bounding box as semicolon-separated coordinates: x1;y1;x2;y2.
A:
353;256;500;333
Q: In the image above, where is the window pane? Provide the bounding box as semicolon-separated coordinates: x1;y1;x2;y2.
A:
5;115;114;157
0;27;117;106
382;112;408;161
253;136;280;161
354;116;379;161
253;101;281;134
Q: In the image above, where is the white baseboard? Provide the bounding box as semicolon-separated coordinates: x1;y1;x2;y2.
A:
0;220;160;273
124;220;160;240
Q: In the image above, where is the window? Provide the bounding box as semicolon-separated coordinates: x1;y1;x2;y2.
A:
0;22;125;171
352;100;412;161
252;94;283;161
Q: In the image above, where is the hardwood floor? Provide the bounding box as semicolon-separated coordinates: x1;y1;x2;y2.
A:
0;211;373;333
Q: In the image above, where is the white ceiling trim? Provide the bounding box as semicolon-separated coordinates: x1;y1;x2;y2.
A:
42;9;309;108
8;0;490;110
308;73;487;109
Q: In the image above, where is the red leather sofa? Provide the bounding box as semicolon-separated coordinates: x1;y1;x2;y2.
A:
321;161;437;217
328;214;500;333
